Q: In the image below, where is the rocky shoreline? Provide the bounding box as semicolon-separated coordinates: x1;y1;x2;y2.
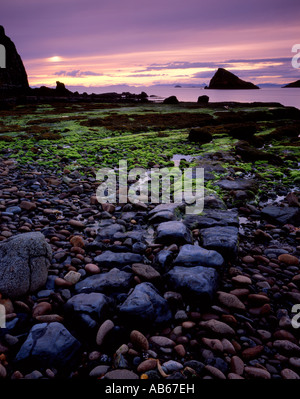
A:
0;146;299;380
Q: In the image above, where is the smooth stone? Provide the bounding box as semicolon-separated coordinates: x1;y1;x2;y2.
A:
278;254;299;265
261;206;300;226
137;358;157;373
104;369;139;379
199;319;235;336
244;366;271;379
162;360;183;373
89;365;110;378
281;368;300;379
64;271;81;284
217;291;246;310
85;263;101;274
96;319;114;346
150;336;176;347
230;356;244;375
232;275;252;285
130;330;149;351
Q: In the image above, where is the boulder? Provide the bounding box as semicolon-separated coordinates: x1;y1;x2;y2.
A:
75;268;133;294
197;95;209;104
261;206;300;226
206;68;259;90
235;141;283;165
15;322;81;373
0;232;52;298
163;96;179;104
155;221;193;245
173;244;224;269
119;282;172;328
166;266;219;302
0;25;29;96
64;292;112;330
200;226;239;257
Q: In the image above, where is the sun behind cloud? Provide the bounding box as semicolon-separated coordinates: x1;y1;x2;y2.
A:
48;56;62;63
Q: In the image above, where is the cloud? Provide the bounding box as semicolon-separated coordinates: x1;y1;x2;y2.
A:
54;70;103;77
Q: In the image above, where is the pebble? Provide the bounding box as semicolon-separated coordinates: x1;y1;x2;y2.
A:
278;254;299;265
232;275;252;285
280;368;300;379
0;364;7;379
32;302;52;318
217;291;246;310
89;365;110;378
137;359;157;373
204;365;226;379
96;319;114;346
244;366;271;379
202;338;223;352
162;360;183;373
230;356;244;375
64;271;81;284
242;345;264;360
150;336;176;347
199;319;235;336
174;344;186;357
130;330;149;351
85;263;100;274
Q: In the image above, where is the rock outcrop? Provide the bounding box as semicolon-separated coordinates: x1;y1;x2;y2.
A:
0;26;29;96
283;80;300;88
205;68;259;90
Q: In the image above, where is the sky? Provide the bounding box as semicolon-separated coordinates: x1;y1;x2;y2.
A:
1;0;300;88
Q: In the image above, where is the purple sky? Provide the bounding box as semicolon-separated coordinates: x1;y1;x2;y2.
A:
1;0;300;87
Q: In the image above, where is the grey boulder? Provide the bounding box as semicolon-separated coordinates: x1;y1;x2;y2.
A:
0;232;52;298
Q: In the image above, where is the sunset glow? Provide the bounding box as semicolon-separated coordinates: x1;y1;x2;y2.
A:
1;0;299;90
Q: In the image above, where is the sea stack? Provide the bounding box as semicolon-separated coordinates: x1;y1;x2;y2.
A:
205;68;259;90
0;25;29;96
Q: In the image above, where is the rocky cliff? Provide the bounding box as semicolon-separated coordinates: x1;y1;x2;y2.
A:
0;26;29;96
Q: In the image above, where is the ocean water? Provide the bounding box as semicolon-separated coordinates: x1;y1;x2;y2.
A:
146;87;300;109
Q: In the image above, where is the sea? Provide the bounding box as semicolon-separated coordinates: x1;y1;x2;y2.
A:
147;87;300;110
78;85;300;109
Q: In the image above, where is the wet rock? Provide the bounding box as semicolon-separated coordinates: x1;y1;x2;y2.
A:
188;127;213;144
200;226;239;257
261;206;300;226
155;221;193;245
173;244;224;269
15;322;81;372
75;268;133;294
94;251;143;268
167;266;219;301
64;292;112;330
0;232;52;298
119;282;172;328
216;179;257;192
131;263;161;282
